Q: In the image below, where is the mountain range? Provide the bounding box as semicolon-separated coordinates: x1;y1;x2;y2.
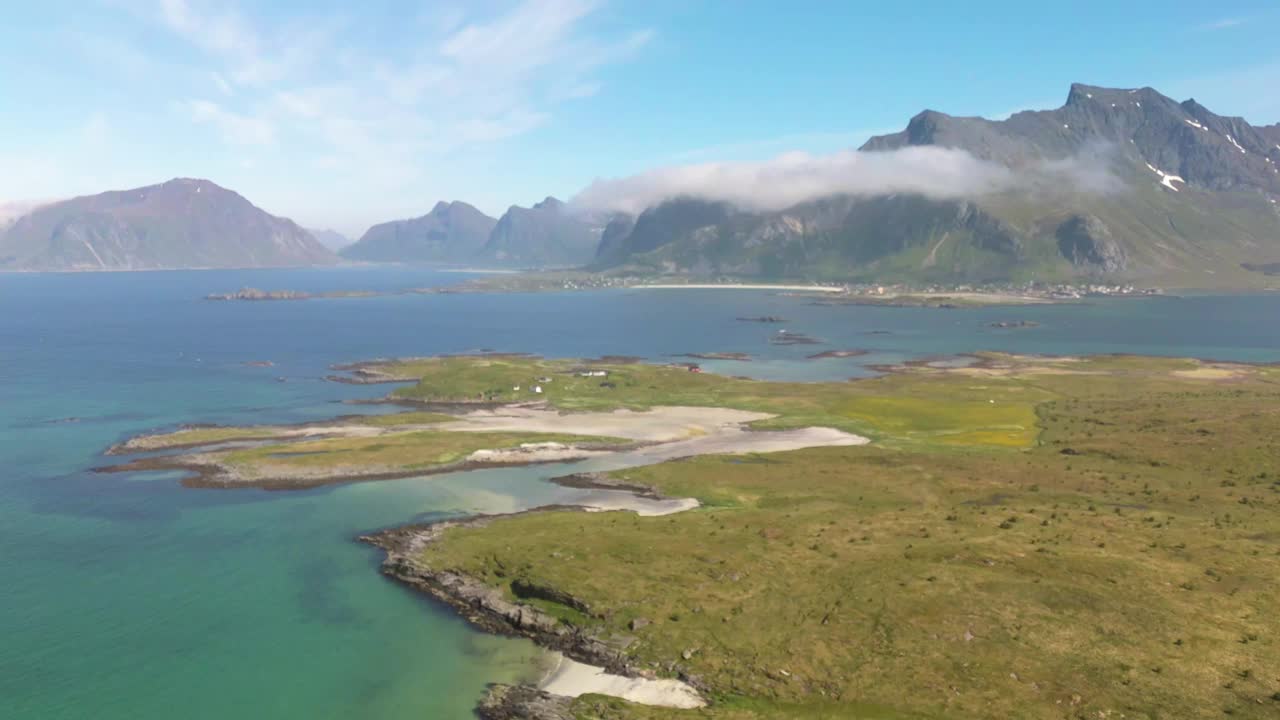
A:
307;228;352;252
590;83;1280;286
338;196;602;268
3;83;1278;283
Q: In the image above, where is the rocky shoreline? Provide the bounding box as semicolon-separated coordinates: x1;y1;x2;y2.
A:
676;351;752;361
357;470;712;718
95;442;631;490
359;510;707;718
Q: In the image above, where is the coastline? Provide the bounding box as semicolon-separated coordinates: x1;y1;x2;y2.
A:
635;283;844;292
358;472;711;718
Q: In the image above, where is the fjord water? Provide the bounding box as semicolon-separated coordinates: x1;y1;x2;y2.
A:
4;268;1280;720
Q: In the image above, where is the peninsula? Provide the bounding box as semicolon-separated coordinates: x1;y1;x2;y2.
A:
102;352;1280;717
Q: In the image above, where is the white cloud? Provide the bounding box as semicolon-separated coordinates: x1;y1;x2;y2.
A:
0;199;55;226
1201;18;1243;31
572;145;1117;216
182;99;276;146
160;0;256;61
148;0;649;187
210;71;233;96
4;1;652;233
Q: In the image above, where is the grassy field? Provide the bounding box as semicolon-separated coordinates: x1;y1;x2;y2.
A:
384;355;1050;449
217;430;620;481
115;411;458;452
414;356;1280;719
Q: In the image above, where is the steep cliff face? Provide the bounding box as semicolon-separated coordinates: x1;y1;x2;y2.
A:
1056;214;1126;273
341;201;496;263
0;178;336;271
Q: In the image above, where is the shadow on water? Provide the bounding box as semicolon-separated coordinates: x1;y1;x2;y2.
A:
293;556;364;627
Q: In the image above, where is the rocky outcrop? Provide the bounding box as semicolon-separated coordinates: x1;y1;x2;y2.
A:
206;287;311;301
1056;214;1126;273
359;515;630;672
477;684;573;720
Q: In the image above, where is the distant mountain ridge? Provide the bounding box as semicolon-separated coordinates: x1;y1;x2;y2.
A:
477;197;603;267
6;83;1279;283
341;196;602;268
592;83;1280;286
0;178;336;271
307;228;351;251
341;201;496;264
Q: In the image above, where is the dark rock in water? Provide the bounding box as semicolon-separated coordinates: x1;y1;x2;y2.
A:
207;287;311;301
988;320;1041;329
679;352;752;361
769;330;823;346
584;355;644;364
477;684;573;720
807;349;868;359
1056;214;1126;273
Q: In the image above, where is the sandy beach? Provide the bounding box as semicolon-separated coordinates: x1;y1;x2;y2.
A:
105;403;870;489
540;653;706;708
442;405;774;442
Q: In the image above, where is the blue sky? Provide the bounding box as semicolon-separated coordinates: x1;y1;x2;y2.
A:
2;0;1278;235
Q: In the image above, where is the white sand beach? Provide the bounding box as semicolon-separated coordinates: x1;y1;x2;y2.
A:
540;653;706;708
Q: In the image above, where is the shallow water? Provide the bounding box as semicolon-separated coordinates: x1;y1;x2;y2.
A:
4;268;1280;719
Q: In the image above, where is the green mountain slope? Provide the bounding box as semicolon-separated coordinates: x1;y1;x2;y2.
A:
594;84;1280;287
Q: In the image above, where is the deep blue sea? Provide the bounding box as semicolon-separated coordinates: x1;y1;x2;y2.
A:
4;267;1280;719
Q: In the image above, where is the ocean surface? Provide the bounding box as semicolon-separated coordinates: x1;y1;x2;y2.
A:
4;267;1280;719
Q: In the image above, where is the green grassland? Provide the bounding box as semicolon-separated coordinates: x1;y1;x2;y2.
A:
414;356;1280;719
117;411;458;452
217;430;616;480
385;355;1050;449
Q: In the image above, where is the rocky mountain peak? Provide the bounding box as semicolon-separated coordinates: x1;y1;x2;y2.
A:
532;196;565;212
0;178;334;271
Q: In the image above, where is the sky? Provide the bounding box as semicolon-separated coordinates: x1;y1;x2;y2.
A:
2;0;1279;236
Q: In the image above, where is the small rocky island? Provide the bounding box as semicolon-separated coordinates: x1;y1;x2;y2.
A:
206;287;385;301
769;330;823;345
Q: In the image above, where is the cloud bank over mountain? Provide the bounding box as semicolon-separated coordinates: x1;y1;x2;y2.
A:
571;145;1118;215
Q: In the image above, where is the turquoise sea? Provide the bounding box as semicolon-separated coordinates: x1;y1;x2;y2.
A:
4;267;1280;719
